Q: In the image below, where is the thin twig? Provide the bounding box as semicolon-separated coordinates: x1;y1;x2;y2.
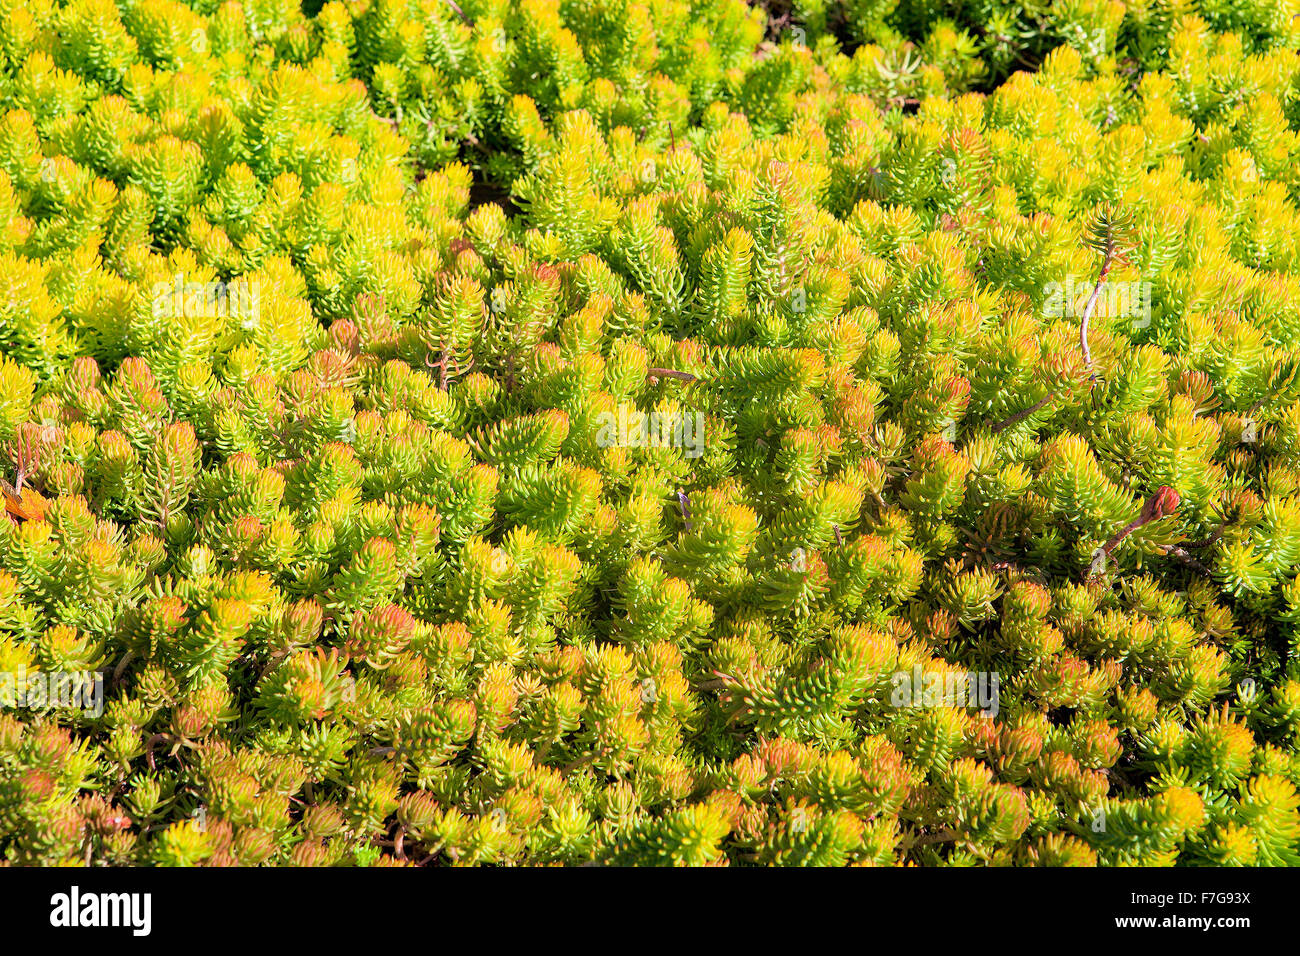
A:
144;733;172;771
111;650;136;685
647;367;697;383
1159;544;1212;576
990;391;1056;433
1081;240;1117;374
561;752;598;775
911;828;961;847
1183;522;1227;550
1088;486;1180;579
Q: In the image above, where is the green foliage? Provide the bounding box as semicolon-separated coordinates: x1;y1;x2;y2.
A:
1;0;1300;868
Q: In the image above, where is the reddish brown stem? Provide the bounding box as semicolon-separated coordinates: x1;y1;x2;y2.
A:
1089;486;1180;578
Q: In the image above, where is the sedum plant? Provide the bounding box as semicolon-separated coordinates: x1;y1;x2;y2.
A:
0;0;1299;867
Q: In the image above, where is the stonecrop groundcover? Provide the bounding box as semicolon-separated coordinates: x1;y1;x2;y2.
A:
2;0;1300;870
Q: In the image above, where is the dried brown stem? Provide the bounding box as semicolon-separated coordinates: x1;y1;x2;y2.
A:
1081;244;1116;373
1159;544;1213;576
991;391;1056;433
647;367;697;383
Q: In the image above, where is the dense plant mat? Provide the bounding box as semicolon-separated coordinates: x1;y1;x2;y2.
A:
2;0;1300;867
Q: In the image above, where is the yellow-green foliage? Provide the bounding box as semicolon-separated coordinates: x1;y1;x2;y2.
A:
1;0;1300;867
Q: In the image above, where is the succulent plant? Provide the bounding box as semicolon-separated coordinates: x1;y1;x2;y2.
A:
0;0;1298;867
